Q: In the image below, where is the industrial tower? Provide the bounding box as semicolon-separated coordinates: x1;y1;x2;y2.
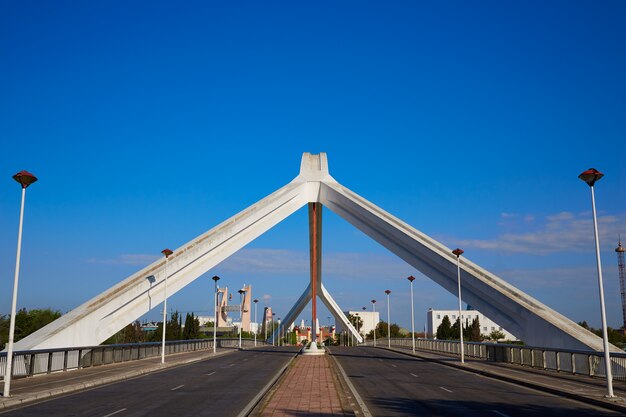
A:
616;240;626;330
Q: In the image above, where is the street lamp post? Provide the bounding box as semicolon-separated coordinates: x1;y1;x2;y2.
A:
272;313;276;346
238;288;245;349
212;276;220;353
361;307;366;343
452;248;465;364
264;307;268;342
408;276;416;354
253;299;259;347
371;300;377;347
4;170;37;397
385;290;391;348
355;312;360;345
579;168;614;397
277;318;281;346
160;248;173;364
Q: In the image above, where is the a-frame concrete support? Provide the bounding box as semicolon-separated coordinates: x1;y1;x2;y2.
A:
14;153;614;352
271;203;362;344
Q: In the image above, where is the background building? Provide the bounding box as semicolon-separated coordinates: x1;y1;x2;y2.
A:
336;310;380;337
427;308;517;341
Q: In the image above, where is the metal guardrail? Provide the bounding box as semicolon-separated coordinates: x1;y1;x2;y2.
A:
0;338;270;380
364;338;626;381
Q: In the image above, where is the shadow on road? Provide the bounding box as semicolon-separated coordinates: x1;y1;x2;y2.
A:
369;396;619;417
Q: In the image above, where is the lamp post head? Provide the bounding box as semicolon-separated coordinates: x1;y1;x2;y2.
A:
362;307;366;311
238;289;245;295
385;290;391;295
13;170;38;189
452;248;464;257
254;299;258;303
407;275;415;282
212;275;220;282
371;299;376;304
161;248;173;258
579;168;604;187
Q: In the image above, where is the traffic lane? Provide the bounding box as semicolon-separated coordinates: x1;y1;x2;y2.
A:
1;347;299;417
329;347;621;417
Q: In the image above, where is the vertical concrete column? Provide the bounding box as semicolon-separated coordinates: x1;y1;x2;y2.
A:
308;202;322;343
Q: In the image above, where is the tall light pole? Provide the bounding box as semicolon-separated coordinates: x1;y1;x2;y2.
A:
408;275;416;354
264;306;268;342
361;307;366;343
579;168;614;397
272;312;276;346
385;290;391;348
452;248;465;364
160;248;173;364
277;318;281;346
371;300;377;347
212;276;220;353
4;170;37;397
253;299;258;347
238;288;245;349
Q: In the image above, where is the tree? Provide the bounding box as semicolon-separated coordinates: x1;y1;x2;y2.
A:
578;321;625;348
153;311;183;341
347;314;363;334
470;317;482;342
104;321;145;344
436;315;453;340
488;330;505;342
183;312;200;340
0;308;62;349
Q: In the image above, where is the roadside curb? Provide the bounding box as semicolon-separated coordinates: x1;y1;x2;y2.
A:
327;351;372;417
245;351;299;417
375;346;626;414
0;349;236;411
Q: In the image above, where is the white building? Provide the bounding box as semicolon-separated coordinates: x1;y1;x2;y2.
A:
427;308;518;341
336;310;380;336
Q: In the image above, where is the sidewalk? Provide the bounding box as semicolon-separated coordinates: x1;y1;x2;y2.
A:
0;348;235;410
382;345;626;413
257;354;357;416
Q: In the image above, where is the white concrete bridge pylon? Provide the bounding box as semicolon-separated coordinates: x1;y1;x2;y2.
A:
14;152;611;352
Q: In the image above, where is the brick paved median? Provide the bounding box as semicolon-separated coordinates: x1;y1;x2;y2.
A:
260;354;350;416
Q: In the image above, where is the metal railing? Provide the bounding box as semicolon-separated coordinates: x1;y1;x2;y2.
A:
0;338;269;380
363;337;626;381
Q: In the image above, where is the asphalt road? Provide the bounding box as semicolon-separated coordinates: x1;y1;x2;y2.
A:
329;346;622;417
0;347;299;417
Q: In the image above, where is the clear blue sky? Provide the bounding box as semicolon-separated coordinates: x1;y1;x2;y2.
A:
1;1;624;333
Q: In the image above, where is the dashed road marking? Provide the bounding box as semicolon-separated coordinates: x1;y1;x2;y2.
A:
492;411;509;417
391;364;397;368
206;371;216;376
410;373;418;377
439;386;453;393
171;384;184;391
102;408;127;417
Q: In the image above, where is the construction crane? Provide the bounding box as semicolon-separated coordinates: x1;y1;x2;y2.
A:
616;239;626;331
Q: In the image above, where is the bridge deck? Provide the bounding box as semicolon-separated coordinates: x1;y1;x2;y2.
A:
1;346;625;415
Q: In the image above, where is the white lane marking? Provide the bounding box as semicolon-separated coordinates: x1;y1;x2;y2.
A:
171;384;185;391
410;373;418;377
102;409;127;417
391;364;397;368
378;359;383;362
439;386;453;393
206;371;216;376
492;411;509;417
243;358;249;361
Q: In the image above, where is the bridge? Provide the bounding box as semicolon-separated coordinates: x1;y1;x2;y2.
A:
1;153;624;415
11;153;612;352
